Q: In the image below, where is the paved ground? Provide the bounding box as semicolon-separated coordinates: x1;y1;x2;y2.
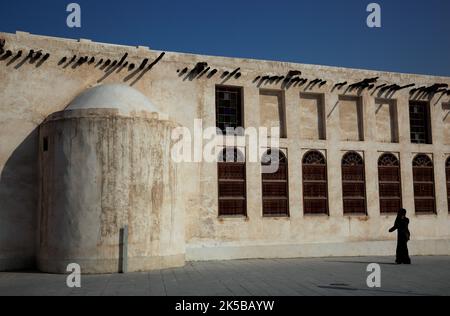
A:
0;256;449;296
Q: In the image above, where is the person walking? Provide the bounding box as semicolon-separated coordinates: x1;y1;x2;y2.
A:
389;208;411;264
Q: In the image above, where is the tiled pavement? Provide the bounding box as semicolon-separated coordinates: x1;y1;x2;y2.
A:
0;256;449;296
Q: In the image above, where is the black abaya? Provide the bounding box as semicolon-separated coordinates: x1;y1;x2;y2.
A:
389;217;411;264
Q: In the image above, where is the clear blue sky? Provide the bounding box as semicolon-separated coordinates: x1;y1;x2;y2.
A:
1;0;449;76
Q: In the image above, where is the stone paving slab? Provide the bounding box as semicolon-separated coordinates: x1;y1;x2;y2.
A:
0;256;449;296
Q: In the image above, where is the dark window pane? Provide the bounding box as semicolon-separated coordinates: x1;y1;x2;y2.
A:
216;86;243;134
409;102;432;144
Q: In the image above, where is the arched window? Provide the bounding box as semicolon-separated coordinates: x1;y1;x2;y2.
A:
341;152;367;215
262;149;289;217
446;157;450;213
378;153;402;214
218;148;247;216
412;154;436;214
302;151;328;215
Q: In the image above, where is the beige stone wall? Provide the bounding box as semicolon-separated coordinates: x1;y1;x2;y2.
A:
1;31;450;269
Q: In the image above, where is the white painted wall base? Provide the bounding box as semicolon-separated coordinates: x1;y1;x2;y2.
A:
186;239;450;262
37;254;185;274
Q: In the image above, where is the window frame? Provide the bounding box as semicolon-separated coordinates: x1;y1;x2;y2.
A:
215;85;244;135
217;148;247;217
409;101;432;144
378;153;403;214
261;149;290;218
445;157;450;213
302;150;329;216
412;154;436;214
341;151;367;215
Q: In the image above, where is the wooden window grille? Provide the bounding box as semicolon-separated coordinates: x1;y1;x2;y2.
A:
218;148;247;216
302;151;328;215
412;154;436;214
446;157;450;213
341;152;367;215
262;149;289;217
378;153;402;214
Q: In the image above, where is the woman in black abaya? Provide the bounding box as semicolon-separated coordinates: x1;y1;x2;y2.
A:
389;208;411;264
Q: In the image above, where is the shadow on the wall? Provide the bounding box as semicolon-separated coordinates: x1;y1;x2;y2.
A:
0;127;39;271
0;50;49;70
6;52;22;66
327;101;339;119
13;55;32;70
123;52;165;86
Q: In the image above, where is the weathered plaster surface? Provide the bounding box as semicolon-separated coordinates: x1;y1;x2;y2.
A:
38;109;184;273
0;31;449;271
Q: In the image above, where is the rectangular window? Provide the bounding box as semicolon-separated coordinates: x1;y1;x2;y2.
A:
216;86;243;134
409;101;432;144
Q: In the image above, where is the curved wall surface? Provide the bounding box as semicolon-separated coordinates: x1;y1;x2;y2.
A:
38;108;184;274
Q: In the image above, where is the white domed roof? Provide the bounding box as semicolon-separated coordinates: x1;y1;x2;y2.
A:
66;84;160;114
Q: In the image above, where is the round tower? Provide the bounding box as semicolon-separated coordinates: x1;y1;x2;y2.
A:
38;84;185;274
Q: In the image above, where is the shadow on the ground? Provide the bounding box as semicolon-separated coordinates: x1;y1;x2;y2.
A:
317;284;434;296
0;270;64;277
325;260;399;266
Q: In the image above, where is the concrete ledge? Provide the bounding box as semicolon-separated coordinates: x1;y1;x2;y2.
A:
37;254;185;274
186;239;450;261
